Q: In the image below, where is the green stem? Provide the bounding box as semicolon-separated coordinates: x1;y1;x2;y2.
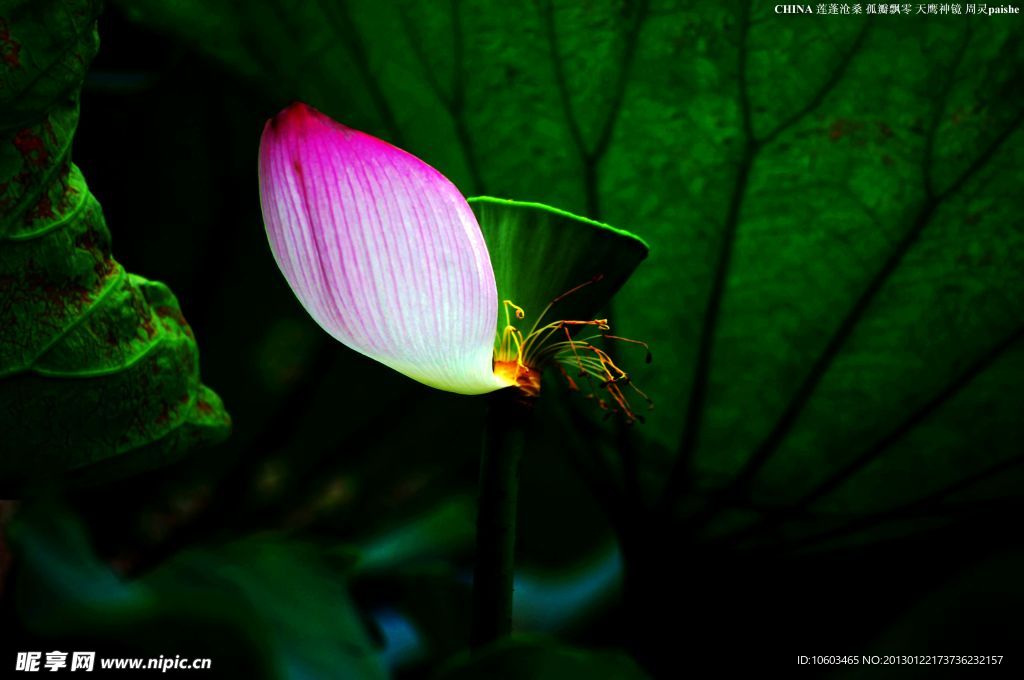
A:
470;388;531;648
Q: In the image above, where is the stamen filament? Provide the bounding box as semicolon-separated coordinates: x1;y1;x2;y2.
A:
492;278;651;423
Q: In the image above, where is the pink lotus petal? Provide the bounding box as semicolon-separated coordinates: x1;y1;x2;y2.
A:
259;103;508;395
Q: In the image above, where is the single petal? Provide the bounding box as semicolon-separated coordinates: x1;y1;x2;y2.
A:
259;103;508;395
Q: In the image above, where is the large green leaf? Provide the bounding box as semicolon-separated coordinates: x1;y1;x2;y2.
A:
119;0;1024;543
832;549;1024;680
0;0;229;490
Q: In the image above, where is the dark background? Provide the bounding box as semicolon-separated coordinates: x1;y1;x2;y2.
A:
3;1;1024;677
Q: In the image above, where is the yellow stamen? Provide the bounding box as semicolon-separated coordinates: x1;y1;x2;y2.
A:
494;359;541;398
492;280;652;423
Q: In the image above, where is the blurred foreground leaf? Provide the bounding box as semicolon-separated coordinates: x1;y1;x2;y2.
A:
352;496;475;574
0;0;228;491
10;503;386;679
436;636;648;680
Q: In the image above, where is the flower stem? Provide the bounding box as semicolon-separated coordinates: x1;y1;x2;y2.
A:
470;388;531;648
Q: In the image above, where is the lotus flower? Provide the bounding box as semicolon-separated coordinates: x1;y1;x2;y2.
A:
259;103;649;419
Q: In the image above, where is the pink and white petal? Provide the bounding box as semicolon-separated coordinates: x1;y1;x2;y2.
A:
259;103;508;395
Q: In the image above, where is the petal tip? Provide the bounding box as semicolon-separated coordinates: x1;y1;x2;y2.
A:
270;101;315;129
265;101;351;137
